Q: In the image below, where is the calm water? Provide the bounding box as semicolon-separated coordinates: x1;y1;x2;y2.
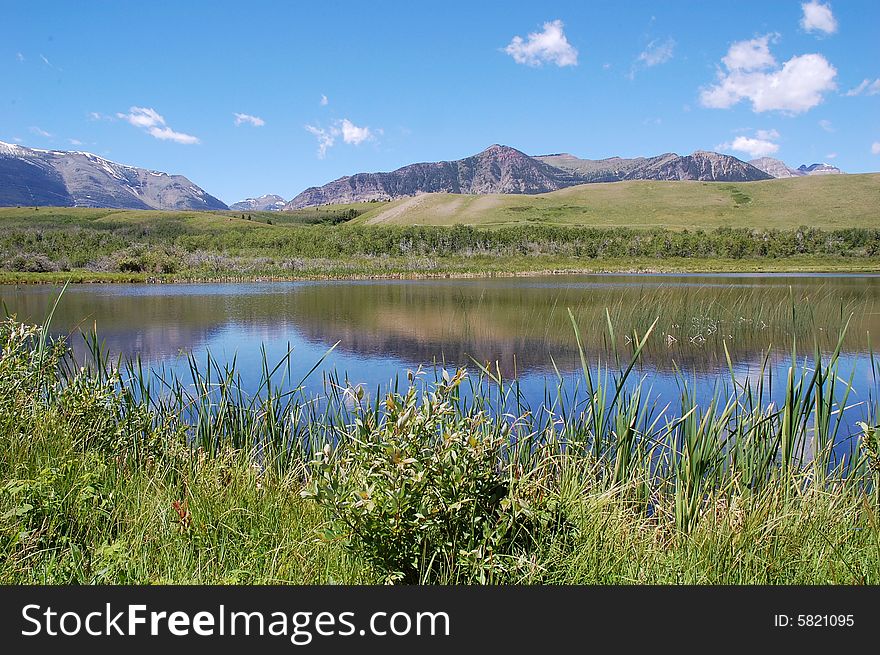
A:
2;274;879;439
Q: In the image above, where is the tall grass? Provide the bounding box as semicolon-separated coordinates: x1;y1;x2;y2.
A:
1;302;878;583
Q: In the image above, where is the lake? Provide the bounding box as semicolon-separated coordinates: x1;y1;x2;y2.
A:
2;273;879;444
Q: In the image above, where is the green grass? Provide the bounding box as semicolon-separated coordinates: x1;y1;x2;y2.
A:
0;255;878;285
0;206;273;231
354;174;880;229
1;176;880;283
3;173;878;234
1;303;878;584
0;204;377;230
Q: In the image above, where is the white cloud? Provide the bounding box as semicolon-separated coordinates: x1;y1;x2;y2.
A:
118;107;163;129
117;107;200;145
826;152;837;159
801;1;838;35
700;37;837;114
147;127;200;144
504;19;578;67
717;135;780;159
16;52;24;62
233;112;265;127
68;138;84;146
305;118;374;158
340;119;371;145
629;38;675;79
873;142;880;155
638;38;675;68
818;119;834;132
29;126;52;138
722;34;777;72
305;125;335;159
845;78;880;96
320;94;329;106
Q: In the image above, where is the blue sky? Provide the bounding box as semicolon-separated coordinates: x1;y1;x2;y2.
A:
2;0;878;204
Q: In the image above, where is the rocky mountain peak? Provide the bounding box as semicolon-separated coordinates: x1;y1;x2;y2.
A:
478;143;517;155
797;163;842;175
0;141;28;156
0;141;227;210
472;144;536;165
230;194;287;212
286;145;774;209
749;157;843;178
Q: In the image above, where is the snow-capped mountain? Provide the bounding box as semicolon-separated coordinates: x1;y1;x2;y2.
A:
0;141;227;210
796;163;842;176
749;157;843;179
230;194;287;212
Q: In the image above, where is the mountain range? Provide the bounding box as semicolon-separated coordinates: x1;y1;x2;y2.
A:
748;157;842;179
0;141;227;210
0;140;850;212
284;145;774;209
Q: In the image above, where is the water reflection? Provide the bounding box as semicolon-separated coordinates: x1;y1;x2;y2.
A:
4;274;877;455
4;276;878;370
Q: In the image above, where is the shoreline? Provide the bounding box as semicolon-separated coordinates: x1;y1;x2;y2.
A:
2;256;880;284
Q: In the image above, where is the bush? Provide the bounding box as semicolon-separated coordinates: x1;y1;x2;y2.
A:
0;320;66;416
4;252;60;273
303;370;566;583
117;257;143;273
54;370;158;462
1;455;114;557
113;246;180;274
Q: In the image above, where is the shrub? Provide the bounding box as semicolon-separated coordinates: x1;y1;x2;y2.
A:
4;252;60;273
113;246;180;274
0;320;66;410
117;257;143;273
303;370;566;583
54;370;159;462
1;455;114;556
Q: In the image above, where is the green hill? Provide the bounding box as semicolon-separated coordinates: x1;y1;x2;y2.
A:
2;174;876;233
352;173;880;230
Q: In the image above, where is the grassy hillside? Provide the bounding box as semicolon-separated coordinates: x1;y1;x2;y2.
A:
0;207;272;232
1;176;879;281
353;173;880;229
2;174;876;232
0;203;386;230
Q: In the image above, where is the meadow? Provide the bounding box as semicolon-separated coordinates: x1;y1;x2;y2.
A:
1;175;879;282
352;173;880;229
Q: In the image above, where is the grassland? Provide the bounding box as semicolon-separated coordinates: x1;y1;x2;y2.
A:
0;203;373;230
355;174;880;229
1;174;878;282
1;305;878;584
1;255;878;287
